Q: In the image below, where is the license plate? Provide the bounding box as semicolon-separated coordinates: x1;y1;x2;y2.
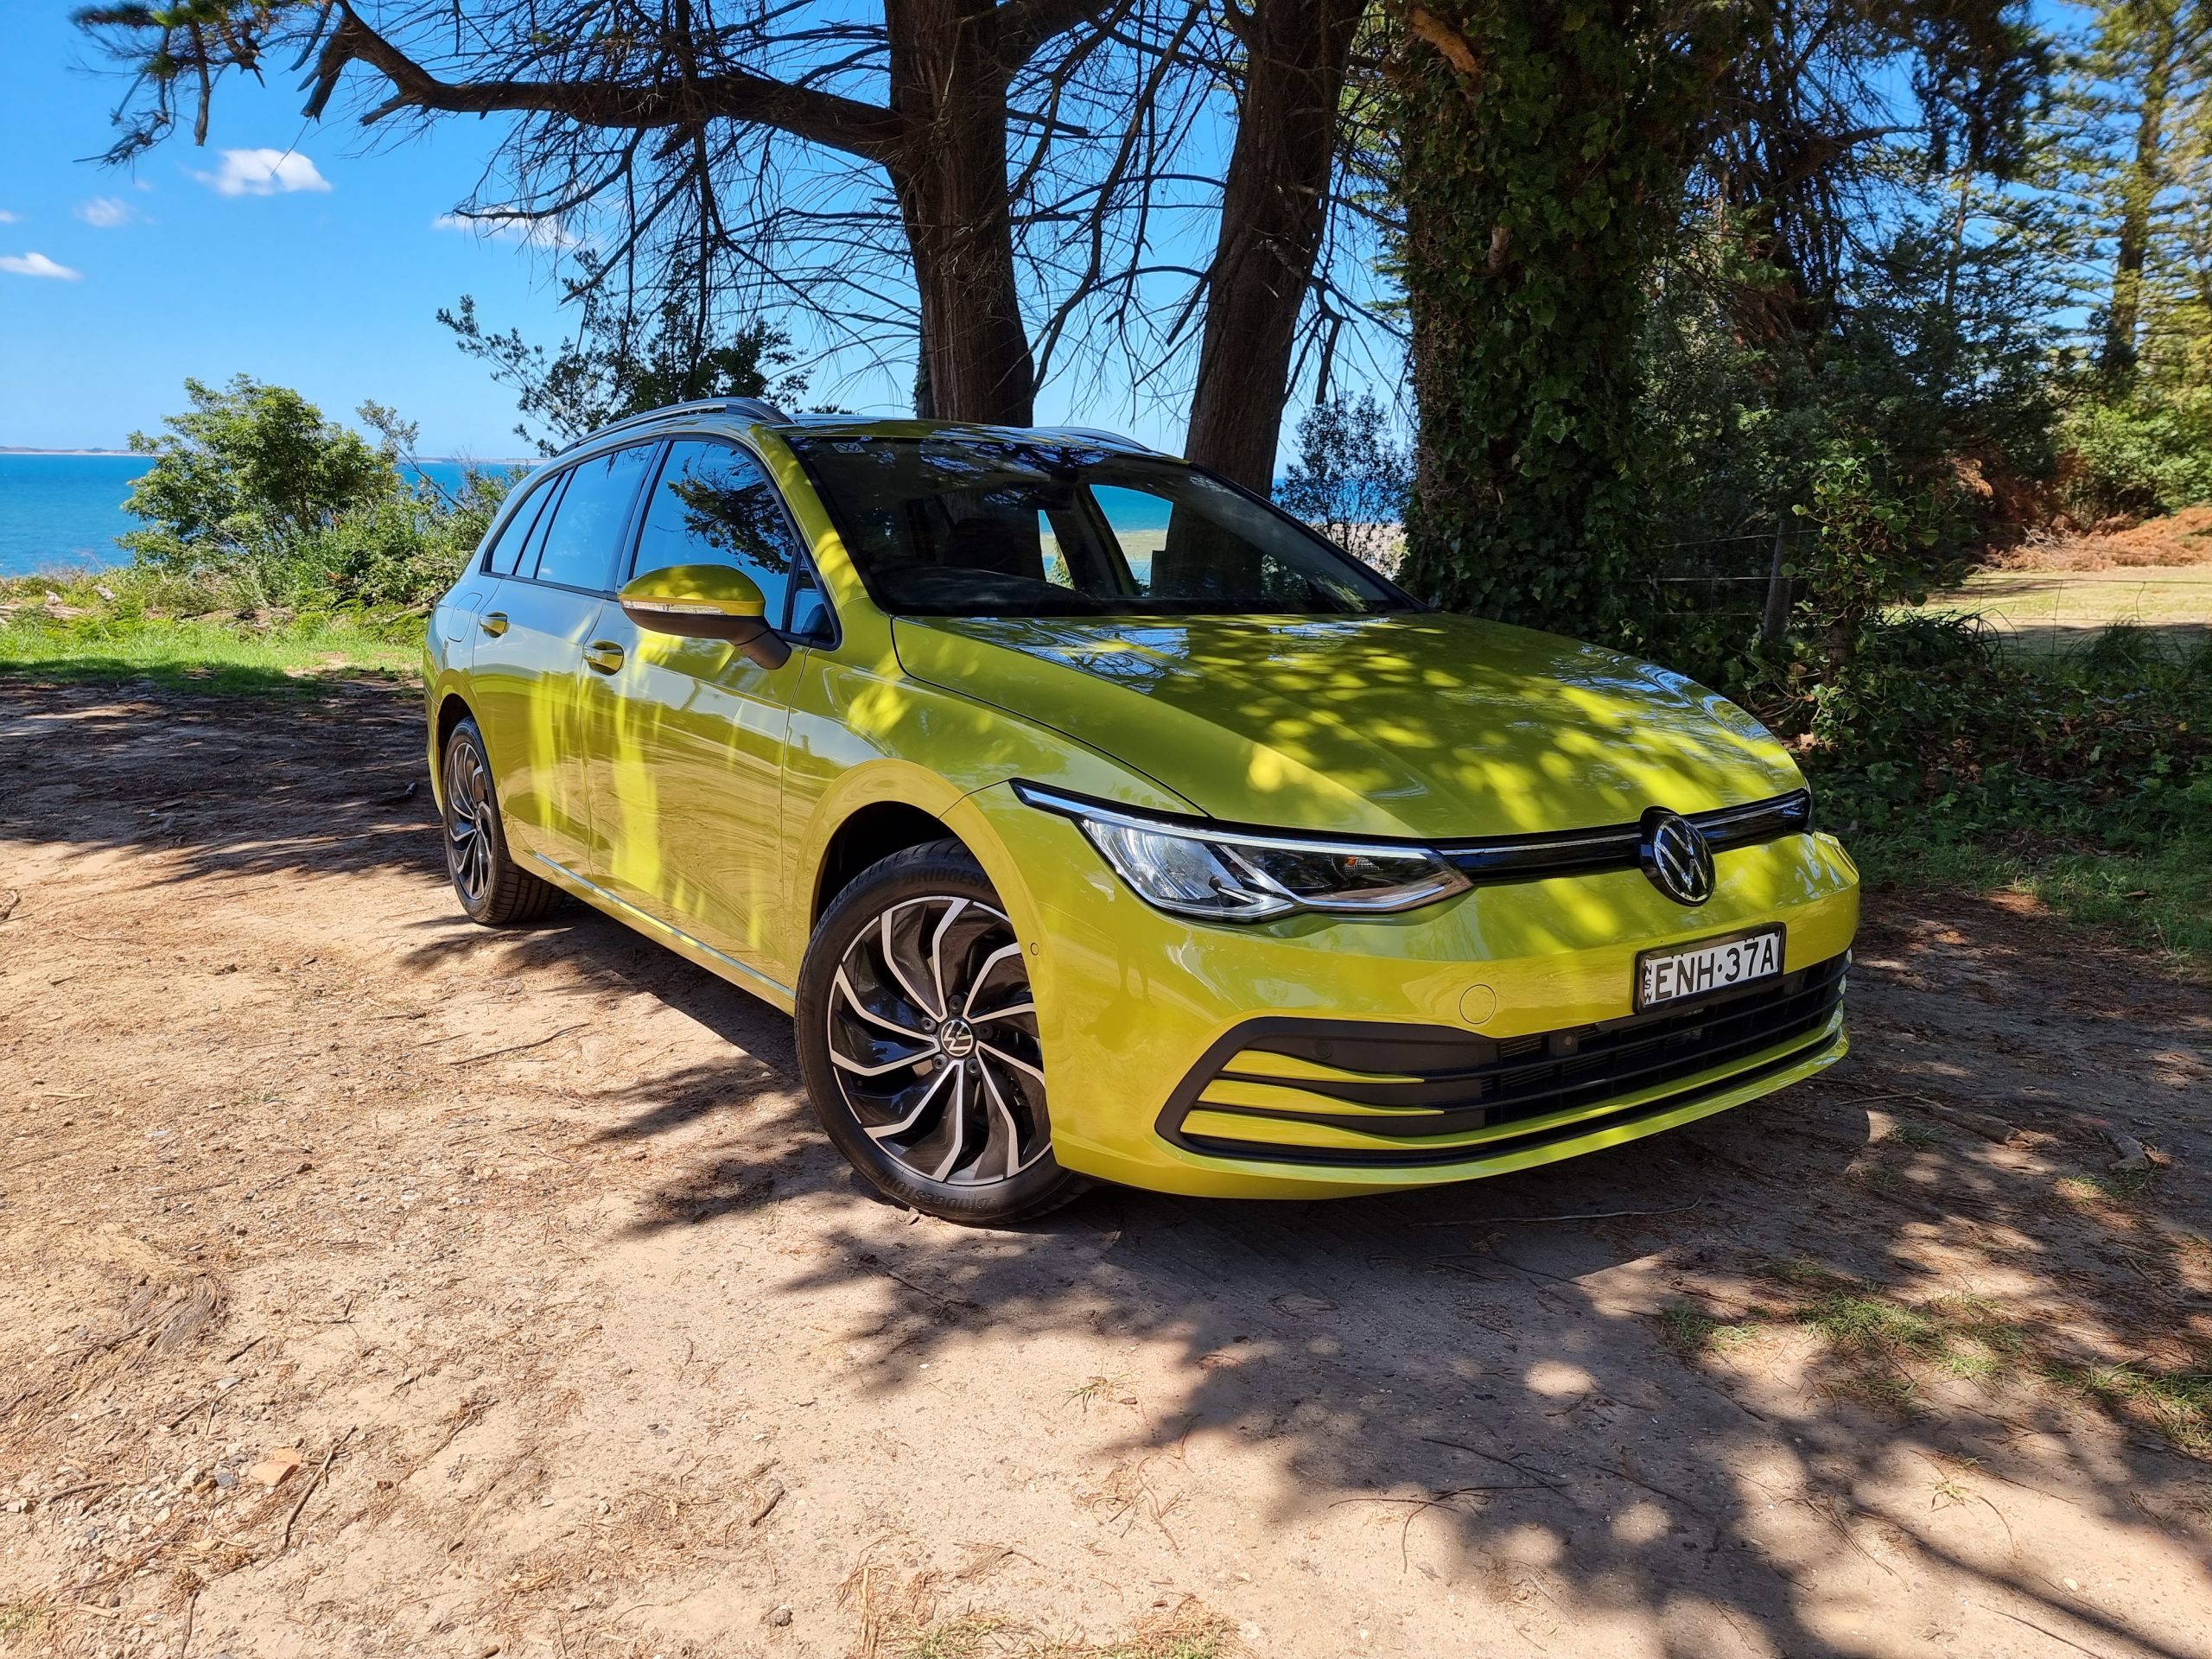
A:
1637;926;1784;1011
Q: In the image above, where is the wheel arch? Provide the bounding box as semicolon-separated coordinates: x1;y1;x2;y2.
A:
429;690;475;810
810;799;969;926
435;691;474;755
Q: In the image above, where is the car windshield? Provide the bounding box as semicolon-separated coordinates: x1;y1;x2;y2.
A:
786;435;1412;618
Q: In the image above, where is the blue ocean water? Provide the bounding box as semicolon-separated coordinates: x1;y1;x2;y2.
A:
0;454;508;578
0;454;150;575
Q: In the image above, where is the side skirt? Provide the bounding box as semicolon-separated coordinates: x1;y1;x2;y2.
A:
524;854;799;1015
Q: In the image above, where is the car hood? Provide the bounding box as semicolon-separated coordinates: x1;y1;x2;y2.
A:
891;612;1804;841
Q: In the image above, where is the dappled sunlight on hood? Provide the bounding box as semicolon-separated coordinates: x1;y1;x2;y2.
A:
893;612;1803;836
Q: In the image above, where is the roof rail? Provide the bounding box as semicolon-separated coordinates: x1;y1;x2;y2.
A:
556;397;791;454
1052;426;1151;451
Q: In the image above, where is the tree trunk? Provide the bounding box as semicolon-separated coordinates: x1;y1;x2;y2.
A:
2101;1;2178;381
886;0;1037;426
1181;0;1367;490
1394;1;1726;630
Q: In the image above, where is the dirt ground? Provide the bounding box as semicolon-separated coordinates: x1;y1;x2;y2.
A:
3;677;2209;1659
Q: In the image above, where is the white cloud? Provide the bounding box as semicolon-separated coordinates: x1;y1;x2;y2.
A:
0;252;82;280
0;209;18;223
77;196;135;228
433;211;576;249
194;149;332;197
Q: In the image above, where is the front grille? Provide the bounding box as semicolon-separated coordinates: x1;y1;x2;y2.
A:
1157;952;1847;1167
1439;789;1814;886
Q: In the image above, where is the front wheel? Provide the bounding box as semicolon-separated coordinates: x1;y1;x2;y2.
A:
796;841;1087;1224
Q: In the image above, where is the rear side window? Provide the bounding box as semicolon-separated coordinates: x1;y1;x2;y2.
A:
484;475;559;576
630;441;807;626
531;444;656;590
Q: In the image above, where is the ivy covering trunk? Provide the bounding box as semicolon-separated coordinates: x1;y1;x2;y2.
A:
1394;1;1735;632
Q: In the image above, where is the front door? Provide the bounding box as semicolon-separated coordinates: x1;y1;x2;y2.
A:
470;443;657;875
582;438;817;977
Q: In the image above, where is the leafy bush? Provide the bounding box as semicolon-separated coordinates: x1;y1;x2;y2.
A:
117;377;510;613
1757;615;2212;964
2054;383;2212;524
1635;219;2060;675
1794;442;1972;671
1751;614;2212;849
122;376;399;573
289;470;511;608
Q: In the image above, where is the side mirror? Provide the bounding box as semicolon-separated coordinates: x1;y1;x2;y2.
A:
619;563;791;670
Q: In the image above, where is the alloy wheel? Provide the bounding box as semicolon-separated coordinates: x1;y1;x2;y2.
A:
442;737;495;908
825;896;1050;1186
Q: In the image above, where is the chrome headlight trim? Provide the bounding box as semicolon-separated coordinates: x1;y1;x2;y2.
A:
1012;782;1472;921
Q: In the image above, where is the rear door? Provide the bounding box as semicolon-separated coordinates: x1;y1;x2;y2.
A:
582;438;822;975
469;443;658;874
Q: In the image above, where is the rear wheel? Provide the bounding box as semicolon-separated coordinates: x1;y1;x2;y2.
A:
797;841;1086;1224
440;716;563;925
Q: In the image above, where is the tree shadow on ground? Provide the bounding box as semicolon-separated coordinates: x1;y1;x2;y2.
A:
0;677;439;889
5;677;2209;1657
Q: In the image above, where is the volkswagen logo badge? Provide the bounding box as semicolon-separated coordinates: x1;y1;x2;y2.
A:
1639;808;1715;906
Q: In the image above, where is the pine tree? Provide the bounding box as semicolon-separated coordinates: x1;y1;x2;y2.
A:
2042;0;2212;381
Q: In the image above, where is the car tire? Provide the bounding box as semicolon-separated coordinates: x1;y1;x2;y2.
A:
440;715;564;926
797;839;1088;1224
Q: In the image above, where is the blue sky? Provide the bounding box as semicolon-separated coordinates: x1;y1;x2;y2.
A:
0;3;601;454
0;4;1262;457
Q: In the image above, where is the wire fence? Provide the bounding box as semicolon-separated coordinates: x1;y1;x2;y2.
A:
1639;524;1809;643
1642;528;2212;641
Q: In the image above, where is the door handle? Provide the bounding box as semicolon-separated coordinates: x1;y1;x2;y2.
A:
582;640;626;674
479;612;510;638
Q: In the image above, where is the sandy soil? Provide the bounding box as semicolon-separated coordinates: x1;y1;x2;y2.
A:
2;678;2209;1659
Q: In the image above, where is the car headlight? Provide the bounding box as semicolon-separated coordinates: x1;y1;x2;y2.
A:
1013;783;1471;921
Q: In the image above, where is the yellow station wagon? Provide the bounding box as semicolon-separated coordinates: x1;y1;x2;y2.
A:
425;398;1859;1223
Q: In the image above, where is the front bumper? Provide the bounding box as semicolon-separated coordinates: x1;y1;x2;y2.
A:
958;783;1860;1199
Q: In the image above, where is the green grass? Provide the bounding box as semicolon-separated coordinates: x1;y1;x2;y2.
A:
2054;1168;2161;1206
1797;1288;1947;1357
1669;1263;2212;1453
2046;1362;2212;1458
899;1618;1011;1659
1914;564;2212;655
1;572;420;693
884;1605;1238;1659
1657;1300;1760;1357
0;1605;46;1642
1883;1121;1946;1148
1853;828;2212;973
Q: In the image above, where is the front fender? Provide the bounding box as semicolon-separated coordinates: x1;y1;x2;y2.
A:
780;643;1195;980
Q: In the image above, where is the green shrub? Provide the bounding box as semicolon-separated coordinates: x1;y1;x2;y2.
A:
122;376;400;574
2055;385;2212;523
288;471;511;609
1758;615;2212;844
114;376;512;613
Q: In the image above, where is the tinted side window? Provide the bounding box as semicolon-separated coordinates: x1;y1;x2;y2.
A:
531;445;655;590
484;475;557;576
632;441;805;626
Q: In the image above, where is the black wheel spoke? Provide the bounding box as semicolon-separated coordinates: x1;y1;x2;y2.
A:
442;741;495;906
830;894;1048;1188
